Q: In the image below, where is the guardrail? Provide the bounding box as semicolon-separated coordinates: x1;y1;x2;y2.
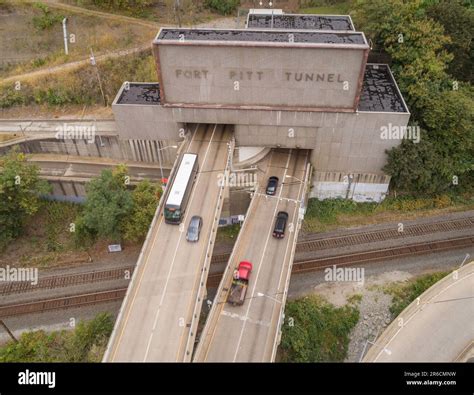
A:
102;126;193;362
182;132;234;361
362;261;474;362
270;159;312;361
193;179;260;361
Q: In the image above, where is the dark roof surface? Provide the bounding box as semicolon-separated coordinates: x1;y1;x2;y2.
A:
117;83;160;105
247;14;354;31
156;28;365;45
358;64;407;113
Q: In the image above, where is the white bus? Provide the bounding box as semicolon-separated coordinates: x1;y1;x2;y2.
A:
164;153;199;224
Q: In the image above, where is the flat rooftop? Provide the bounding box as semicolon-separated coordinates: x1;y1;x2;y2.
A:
156;28;366;45
358;64;408;113
247;14;354;31
116;83;160;105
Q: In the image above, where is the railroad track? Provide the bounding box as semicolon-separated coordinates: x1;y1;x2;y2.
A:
206;235;474;287
0;288;127;319
1;217;472;297
0;266;134;296
1;235;472;318
295;217;473;253
211;217;474;263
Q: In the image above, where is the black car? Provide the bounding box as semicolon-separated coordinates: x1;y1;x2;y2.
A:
273;211;288;239
266;176;279;195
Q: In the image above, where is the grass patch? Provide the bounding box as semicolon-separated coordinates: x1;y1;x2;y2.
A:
302;194;474;233
300;5;350;14
61;0;221;24
0;201;83;268
347;293;362;304
0;312;113;362
384;271;450;318
279;294;359;362
0;1;154;78
215;223;241;243
299;0;351;15
0;49;156;108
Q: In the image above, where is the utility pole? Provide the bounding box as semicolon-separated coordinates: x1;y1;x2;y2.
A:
0;320;18;343
90;48;107;107
175;0;182;28
62;17;69;55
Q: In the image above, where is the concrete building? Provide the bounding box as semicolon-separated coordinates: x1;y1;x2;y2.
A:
112;13;410;203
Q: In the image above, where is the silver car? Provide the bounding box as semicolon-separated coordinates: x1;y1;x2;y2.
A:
186;216;202;242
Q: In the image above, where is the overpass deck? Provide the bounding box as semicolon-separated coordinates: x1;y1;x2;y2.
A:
104;124;232;361
194;148;310;362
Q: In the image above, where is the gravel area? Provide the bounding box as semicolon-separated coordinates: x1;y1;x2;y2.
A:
286;246;473;362
345;289;393;362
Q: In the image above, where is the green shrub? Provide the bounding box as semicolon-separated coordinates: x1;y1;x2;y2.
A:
32;2;64;30
280;295;359;362
384;272;449;318
205;0;240;15
0;313;113;362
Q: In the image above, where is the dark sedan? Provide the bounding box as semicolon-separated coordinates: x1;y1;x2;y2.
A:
266;176;279;195
273;211;288;239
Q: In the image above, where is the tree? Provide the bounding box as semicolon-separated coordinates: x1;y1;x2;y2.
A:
383;132;451;195
354;0;473;196
426;0;474;83
0;149;51;250
354;0;452;116
122;180;161;243
75;165;133;244
205;0;240;15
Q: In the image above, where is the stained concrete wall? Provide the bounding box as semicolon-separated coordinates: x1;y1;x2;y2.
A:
156;44;367;110
0;136;178;167
310;171;391;202
112;101;184;142
113;94;409;176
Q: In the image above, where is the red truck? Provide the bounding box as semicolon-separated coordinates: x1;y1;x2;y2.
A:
227;261;253;306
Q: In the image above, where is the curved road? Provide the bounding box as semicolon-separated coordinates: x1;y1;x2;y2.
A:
363;261;474;362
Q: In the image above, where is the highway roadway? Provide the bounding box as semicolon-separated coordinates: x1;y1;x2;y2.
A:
104;124;232;361
194;148;309;362
363;261;474;362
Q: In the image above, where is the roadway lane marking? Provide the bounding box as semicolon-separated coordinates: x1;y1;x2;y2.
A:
200;150;275;361
251;191;302;204
373;270;474;362
221;310;271;328
268;151;308;360
109;124;199;361
232;150;293;362
142;124;218;362
177;128;232;360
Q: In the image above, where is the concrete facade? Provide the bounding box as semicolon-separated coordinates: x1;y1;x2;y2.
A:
155;44;367;110
0;135;178;167
112;17;410;203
